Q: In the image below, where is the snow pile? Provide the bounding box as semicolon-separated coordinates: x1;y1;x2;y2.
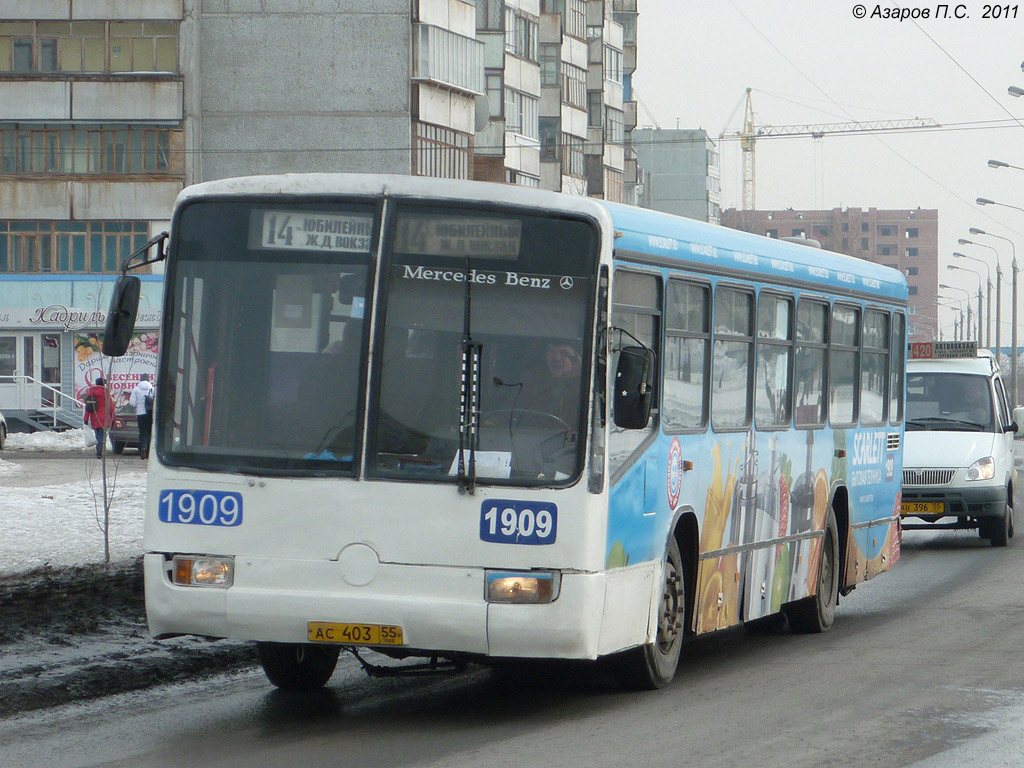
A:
6;428;92;452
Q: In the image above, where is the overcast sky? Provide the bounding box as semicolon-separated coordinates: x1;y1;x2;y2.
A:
634;0;1024;339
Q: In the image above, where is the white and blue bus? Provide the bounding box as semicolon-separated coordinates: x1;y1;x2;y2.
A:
104;174;907;690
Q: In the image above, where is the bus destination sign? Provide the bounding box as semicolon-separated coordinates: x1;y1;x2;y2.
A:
394;214;522;259
256;211;374;253
909;340;978;360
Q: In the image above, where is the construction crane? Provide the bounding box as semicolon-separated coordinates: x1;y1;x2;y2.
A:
721;88;940;209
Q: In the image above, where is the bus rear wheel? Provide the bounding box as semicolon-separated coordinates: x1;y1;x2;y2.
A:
256;642;341;690
612;536;686;690
784;510;839;634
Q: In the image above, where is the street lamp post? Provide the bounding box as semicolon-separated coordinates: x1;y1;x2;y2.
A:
947;263;984;342
940;284;973;341
970;224;1020;405
957;240;998;351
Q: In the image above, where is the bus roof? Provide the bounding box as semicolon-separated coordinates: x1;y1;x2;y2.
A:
600;200;908;304
174;173;906;304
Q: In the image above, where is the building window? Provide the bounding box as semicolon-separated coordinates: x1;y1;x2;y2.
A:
878;245;894;256
604;106;624;144
504;88;539;140
413;24;484;95
412;122;471;180
841;237;849;250
878;225;895;237
0;124;179;175
905;227;919;238
0;20;178;74
813;225;830;238
485;72;503;119
539;43;559;86
861;222;869;232
0;220;149;274
842;223;849;232
506;169;540;187
766;229;778;238
587;90;602;128
907;266;919;275
604;167;624;202
561;133;584;176
562;63;586;109
861;237;868;250
603;44;622;83
908;285;918;295
906;247;918;257
792;228;805;237
504;7;538;62
539;117;559;162
477;0;504;31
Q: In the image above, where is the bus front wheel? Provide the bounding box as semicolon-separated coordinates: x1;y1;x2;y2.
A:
256;642;341;690
612;536;686;690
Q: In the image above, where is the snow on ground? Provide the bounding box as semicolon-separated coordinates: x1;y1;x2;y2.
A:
0;430;146;575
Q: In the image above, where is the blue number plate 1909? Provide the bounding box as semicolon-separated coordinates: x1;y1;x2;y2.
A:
480;500;557;545
158;490;243;527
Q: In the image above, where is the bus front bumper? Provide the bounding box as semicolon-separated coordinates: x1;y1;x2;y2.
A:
143;553;608;660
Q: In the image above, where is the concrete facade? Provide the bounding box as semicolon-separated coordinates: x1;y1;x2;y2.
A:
633;128;721;223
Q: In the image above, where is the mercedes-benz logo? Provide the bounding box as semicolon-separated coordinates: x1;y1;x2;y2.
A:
559;276;574;290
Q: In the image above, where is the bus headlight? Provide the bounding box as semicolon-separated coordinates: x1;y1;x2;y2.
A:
966;457;995;481
485;570;560;603
172;555;234;588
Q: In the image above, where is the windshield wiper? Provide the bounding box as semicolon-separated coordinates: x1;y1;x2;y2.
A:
457;255;481;495
906;416;985;431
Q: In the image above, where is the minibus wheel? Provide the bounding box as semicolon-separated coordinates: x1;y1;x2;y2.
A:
257;642;341;690
612;536;685;690
784;510;839;633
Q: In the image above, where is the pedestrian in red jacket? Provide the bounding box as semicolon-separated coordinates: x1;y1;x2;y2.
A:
83;377;115;459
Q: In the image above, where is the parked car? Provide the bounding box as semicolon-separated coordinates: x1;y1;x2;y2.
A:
108;406;140;454
0;410;7;450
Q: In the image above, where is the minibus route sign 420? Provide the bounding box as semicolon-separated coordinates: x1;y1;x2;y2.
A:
103;174;907;693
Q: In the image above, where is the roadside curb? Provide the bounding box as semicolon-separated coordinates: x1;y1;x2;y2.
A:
0;560;256;718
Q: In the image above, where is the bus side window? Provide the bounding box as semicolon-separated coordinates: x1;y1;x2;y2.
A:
890;313;905;425
711;286;754;431
609;270;661;479
755;292;793;428
861;309;889;426
664;279;709;431
795;299;828;428
829;304;860;427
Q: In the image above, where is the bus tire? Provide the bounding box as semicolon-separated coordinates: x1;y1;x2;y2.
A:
784;510;839;634
612;536;686;690
256;642;341;690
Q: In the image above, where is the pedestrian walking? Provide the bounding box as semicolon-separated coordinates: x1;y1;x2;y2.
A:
129;374;155;459
82;377;115;459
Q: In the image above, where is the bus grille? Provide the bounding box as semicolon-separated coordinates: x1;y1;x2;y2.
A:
903;468;955;486
887;433;901;451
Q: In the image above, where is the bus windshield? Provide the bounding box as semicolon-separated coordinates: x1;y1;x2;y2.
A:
369;204;598;485
160;198;599;482
161;200;376;475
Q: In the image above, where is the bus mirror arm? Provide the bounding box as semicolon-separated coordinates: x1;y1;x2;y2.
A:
102;232;169;357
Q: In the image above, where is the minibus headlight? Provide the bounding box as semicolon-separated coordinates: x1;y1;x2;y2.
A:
171;555;234;588
485;571;560;603
966;456;995;481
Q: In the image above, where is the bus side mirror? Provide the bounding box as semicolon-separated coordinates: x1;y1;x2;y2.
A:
613;346;655;429
102;276;141;357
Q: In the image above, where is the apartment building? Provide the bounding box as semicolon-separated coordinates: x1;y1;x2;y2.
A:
633;128;721;223
721;207;939;341
0;0;636;425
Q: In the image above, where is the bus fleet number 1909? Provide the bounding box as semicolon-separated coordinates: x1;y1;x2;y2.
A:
158;490;244;527
480;500;557;545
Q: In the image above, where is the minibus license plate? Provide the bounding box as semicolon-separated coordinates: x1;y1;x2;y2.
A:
901;501;944;516
307;621;404;646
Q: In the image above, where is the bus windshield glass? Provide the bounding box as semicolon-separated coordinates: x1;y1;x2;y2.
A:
161;200;376;474
369;203;598;485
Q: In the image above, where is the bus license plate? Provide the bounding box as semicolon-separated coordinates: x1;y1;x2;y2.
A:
307;621;404;646
901;501;944;516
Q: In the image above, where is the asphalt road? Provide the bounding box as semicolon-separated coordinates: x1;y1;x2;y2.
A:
3;503;1024;768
